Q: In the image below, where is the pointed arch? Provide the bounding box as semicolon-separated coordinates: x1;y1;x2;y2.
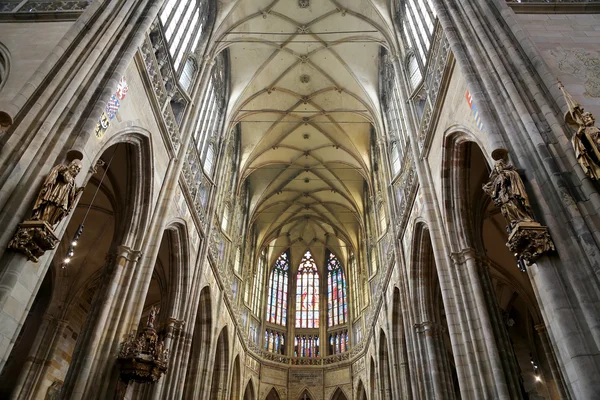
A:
230;355;241;400
330;387;348;400
243;379;255;400
209;326;230;400
392;287;412;398
356;380;367;400
295;250;320;329
266;387;281;400
379;330;392;400
184;286;213;398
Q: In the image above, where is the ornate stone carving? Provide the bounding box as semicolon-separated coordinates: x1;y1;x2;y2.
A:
483;158;555;264
44;380;62;400
116;306;169;398
8;160;83;262
298;0;309;8
7;221;59;262
559;82;600;180
506;222;555;264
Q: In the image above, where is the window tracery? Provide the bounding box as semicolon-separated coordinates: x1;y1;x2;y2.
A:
294;335;319;358
267;251;289;326
328;330;349;355
251;253;266;318
295;251;319;329
326;251;347;327
160;0;209;73
395;0;436;72
191;51;227;177
265;329;285;354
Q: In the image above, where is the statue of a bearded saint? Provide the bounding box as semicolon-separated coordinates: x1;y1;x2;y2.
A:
483;159;535;232
31;159;84;228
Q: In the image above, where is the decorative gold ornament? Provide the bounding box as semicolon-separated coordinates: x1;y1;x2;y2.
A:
559;82;600;180
115;306;168;399
483;158;555;265
7;160;84;262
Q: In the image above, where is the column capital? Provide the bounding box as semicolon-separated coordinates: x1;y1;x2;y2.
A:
116;245;142;262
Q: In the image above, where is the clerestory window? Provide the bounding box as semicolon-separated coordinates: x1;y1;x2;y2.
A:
295;251;319;329
266;251;289;326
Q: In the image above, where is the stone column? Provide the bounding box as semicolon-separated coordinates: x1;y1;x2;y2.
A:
427;1;600;395
10;316;68;400
60;245;142;399
534;324;568;400
414;322;455;400
0;0;164;374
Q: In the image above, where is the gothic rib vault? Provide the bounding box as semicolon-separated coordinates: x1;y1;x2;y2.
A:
216;0;392;267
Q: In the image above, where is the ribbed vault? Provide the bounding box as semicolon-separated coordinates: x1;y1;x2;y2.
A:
213;0;396;266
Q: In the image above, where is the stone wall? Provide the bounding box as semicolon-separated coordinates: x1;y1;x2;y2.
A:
517;13;600;118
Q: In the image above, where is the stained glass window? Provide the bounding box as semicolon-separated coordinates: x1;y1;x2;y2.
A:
294;335;319;358
327;251;347;327
265;329;285;354
329;330;349;355
295;251;319;328
266;251;289;326
251;254;265;317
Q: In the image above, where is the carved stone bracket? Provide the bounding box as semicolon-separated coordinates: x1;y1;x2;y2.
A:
506;221;555;264
7;220;59;262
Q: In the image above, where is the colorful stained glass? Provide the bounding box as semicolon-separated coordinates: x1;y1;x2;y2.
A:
265;329;285;354
328;330;349;355
295;251;319;329
327;251;347;327
266;251;289;326
294;335;319;358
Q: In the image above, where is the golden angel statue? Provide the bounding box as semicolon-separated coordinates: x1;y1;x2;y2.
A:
559;82;600;180
31;159;84;228
483;159;535;232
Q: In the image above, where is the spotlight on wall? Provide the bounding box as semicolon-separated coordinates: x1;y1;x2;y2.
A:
535;376;542;382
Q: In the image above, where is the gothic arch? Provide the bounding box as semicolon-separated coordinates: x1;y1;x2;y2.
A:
266;387;281;400
356;380;367;400
243;379;256;400
369;357;377;400
441;130;560;397
298;388;316;400
330;387;348;400
89;128;154;249
210;326;230;400
183;286;213;398
230;355;241;400
392;287;411;398
378;330;392;400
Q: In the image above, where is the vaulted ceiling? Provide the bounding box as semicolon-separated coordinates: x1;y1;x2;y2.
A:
213;0;397;266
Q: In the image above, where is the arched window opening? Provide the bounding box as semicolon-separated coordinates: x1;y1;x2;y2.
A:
395;0;436;70
327;251;347;327
328;330;349;355
264;329;285;354
0;44;8;93
251;254;265;318
294;335;319;358
160;0;209;73
391;142;401;174
267;251;289;326
295;251;319;329
179;57;197;91
408;54;422;90
192;51;227;177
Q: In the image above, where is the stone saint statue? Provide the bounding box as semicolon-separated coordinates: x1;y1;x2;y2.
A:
483;159;535;231
147;306;159;328
559;83;600;180
31;159;84;228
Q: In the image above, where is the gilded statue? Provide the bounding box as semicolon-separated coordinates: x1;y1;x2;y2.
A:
559;82;600;180
8;159;84;262
483;156;555;265
31;159;84;228
483;159;535;231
